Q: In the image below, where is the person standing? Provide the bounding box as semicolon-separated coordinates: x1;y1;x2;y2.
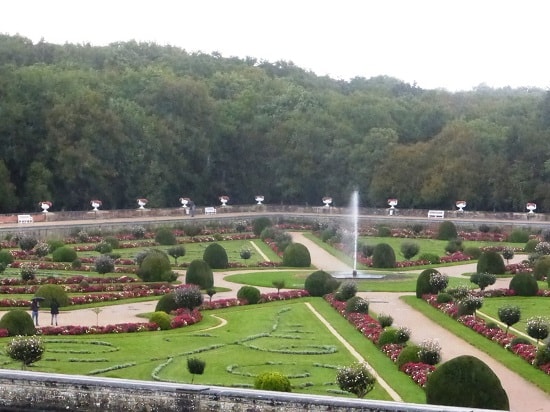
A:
30;299;39;326
50;298;60;326
189;200;196;217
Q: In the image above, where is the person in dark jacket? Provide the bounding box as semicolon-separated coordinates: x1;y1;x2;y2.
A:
50;298;60;326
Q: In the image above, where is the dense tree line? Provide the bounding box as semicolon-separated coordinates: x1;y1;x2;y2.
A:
0;34;549;213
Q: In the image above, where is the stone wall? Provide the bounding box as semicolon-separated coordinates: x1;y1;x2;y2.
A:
0;370;498;412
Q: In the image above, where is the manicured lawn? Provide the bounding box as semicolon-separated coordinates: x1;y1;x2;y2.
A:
478;297;550;335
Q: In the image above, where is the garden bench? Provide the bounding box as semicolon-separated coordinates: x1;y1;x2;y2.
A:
204;207;217;215
17;214;34;223
427;210;445;218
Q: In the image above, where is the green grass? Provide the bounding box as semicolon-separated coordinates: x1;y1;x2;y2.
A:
478;297;550;335
401;296;550;395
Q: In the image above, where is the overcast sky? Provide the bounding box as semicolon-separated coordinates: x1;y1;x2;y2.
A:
2;0;548;91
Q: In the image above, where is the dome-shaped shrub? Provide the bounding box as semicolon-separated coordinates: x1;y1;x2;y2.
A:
34;284;70;308
437;221;457;240
425;355;509;410
150;311;172;330
509;273;539;296
254;371;291;392
185;259;214;289
396;344;421;369
533;256;550;281
154;227;177;245
252;217;272;236
52;246;77;262
0;309;36;336
508;229;530;243
334;281;357;301
372;243;396;268
155;293;177;314
417;252;440;264
524;239;539;253
377;328;399;347
237;285;261;304
476;251;505;275
415;268;441;298
174;285;204;310
345;296;369;314
203;243;229;269
282;243;311;267
137;249;174;282
95;254;115;274
104;236;120;250
463;246;482;259
304;270;339;297
0;249;14;266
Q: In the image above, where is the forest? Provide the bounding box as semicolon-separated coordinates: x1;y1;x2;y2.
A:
0;34;549;213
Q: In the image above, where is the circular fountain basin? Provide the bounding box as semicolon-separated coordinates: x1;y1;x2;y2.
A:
331;271;385;279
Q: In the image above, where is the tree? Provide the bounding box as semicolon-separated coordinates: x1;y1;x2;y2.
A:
336;362;376;398
6;335;45;368
497;305;521;333
187;357;205;383
167;245;186;265
470;272;496;291
526;316;550;344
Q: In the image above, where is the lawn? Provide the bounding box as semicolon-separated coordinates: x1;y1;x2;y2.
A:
478;297;550;335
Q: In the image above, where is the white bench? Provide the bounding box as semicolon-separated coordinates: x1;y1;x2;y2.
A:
204;207;217;215
17;214;34;224
427;210;445;218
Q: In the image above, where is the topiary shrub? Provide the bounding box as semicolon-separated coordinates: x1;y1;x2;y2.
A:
94;241;113;254
203;243;229;269
0;310;36;336
0;249;14;266
95;254;115;274
533;256;550;281
476;251;505;275
437;221;457;240
282;243;311;267
445;238;463;254
377;314;393;328
524;239;539;253
6;335;45;367
436;292;453;304
509;336;531;347
237;286;261;304
425;355;509;410
149;311;172;330
417;339;442;365
167;245;186;265
400;241;420;260
377;328;399;347
187;357;206;383
185;259;214;289
46;239;64;253
372;243;396;268
155;227;177;245
377;226;391;237
470;272;496;291
415;268;441;298
535;341;550;367
508;229;530;243
526;316;549;344
304;271;339;297
336;362;376;398
252;217;272;236
509;273;539;296
334;281;357;301
52;246;77;262
254;371;291;392
137;249;175;282
463;246;482;259
396;344;421;369
155;293;177;314
345;296;369;314
417;252;440;264
174;285;204;310
104;236;120;249
34;284;70;308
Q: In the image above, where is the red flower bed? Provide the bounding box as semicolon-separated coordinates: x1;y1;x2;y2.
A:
400;362;436;387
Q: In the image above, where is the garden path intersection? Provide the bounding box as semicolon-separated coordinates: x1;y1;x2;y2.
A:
19;232;550;411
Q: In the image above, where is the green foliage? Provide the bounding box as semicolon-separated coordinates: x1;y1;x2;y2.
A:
400;241;420;260
183;225;202;238
396;344;421;369
130;226;146;239
526;316;549;343
457;294;483;316
187;357;206;383
20;262;37;281
167;245;186;265
34;284;70;307
304;270;339;297
524;239;539;253
415;268;444;298
533;255;550;281
174;285;204;310
425;355;509;410
336;362;375;398
155;292;177;314
0;249;14;266
137;249;175;282
501;246;514;263
345;296;369;314
509;273;539;296
444;238;463;254
535;342;550;367
52;246;77;263
377;314;393;328
417;339;441;365
6;335;45;366
155;227;177;245
237;285;261;304
0;310;36;336
377;328;399;347
282;243;311;267
508;229;530;243
254;371;291;392
94;254;115;274
104;236;120;249
371;243;396;268
478;224;490;233
417;252;440;264
334;281;357;301
94;241;113;254
46;239;64;253
33;241;50;257
252;217;272;236
149;311;172;330
469;272;496;291
436;221;457;240
476;251;505;275
19;235;38;252
463;246;482;259
377;226;391;237
203;243;229;269
239;249;252;260
185;259;214;289
436;292;453;304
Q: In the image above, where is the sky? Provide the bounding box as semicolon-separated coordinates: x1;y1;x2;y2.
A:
2;0;549;91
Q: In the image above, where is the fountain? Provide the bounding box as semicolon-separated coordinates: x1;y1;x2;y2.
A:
331;191;385;279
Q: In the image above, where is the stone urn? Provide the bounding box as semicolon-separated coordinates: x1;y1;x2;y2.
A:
220;196;229;207
90;200;102;212
137;198;148;209
526;202;537;214
456;200;467;212
179;197;190;208
255;195;264;205
39;201;52;213
387;198;398;215
322;197;332;207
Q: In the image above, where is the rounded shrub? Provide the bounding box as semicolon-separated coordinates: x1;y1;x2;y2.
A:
417;252;440;264
396;344;421;369
47;239;65;253
34;284;70;308
304;270;339;297
476;251;505;275
508;229;530;243
95;254;115;274
155;227;177;245
470;272;496;291
377;328;399;347
203;243;229;269
425;355;509;410
415;268;441;298
509;336;531;347
155;293;177;314
372;243;396;268
524;239;539;253
254;371;291;392
252;217;272;236
445;238;463;254
345;296;369;314
0;309;36;336
400;241;420;260
377;314;393;328
150;311;172;330
463;246;482;259
282;243;311;267
334;281;357;301
19;235;38;252
137;249;174;282
377;226;391;237
0;249;14;266
94;241;113;254
509;273;539;296
185;259;214;289
336;362;376;398
6;335;45;366
437;221;457;240
533;256;550;281
418;339;442;365
237;285;261;304
174;285;204;310
104;236;120;250
52;246;77;263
